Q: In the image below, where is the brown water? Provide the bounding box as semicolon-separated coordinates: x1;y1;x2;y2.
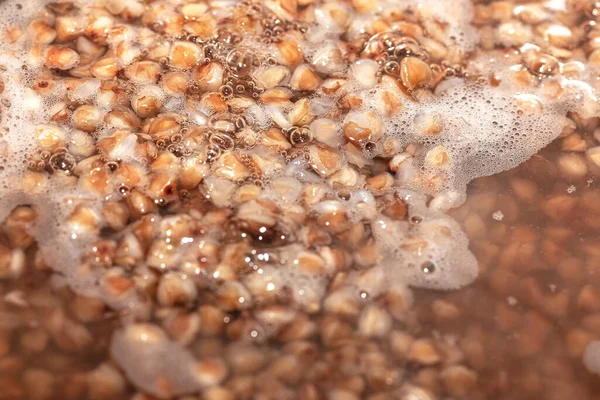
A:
427;142;600;400
1;0;600;399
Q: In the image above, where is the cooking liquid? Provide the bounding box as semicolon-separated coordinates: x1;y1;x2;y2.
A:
0;0;600;399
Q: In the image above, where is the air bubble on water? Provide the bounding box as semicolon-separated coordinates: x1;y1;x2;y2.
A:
410;215;423;224
337;189;351;201
205;144;222;162
288;126;312;146
492;210;504;221
421;261;436;274
225;48;260;79
209;132;235;151
219;84;234;98
364;141;377;152
384;61;400;76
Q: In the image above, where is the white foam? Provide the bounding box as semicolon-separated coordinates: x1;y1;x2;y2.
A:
379;0;478;51
0;0;137;305
0;1;599;395
0;0;597;297
372;190;478;290
308;0;478;51
360;69;596;210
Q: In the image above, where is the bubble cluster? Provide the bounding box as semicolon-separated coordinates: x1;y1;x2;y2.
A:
286;126;313;146
1;0;600;395
371;190;478;290
361;72;595;209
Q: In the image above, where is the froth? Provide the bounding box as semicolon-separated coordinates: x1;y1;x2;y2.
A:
308;0;478;51
0;0;597;301
1;0;599;396
367;75;585;209
380;0;478;50
0;0;134;306
372;190;478;290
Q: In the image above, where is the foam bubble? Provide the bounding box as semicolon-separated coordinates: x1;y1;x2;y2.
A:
372;190;478;290
307;0;478;51
0;0;138;306
0;2;599;395
359;68;597;209
380;0;478;50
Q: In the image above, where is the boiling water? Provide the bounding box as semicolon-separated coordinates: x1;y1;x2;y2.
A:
0;0;599;399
